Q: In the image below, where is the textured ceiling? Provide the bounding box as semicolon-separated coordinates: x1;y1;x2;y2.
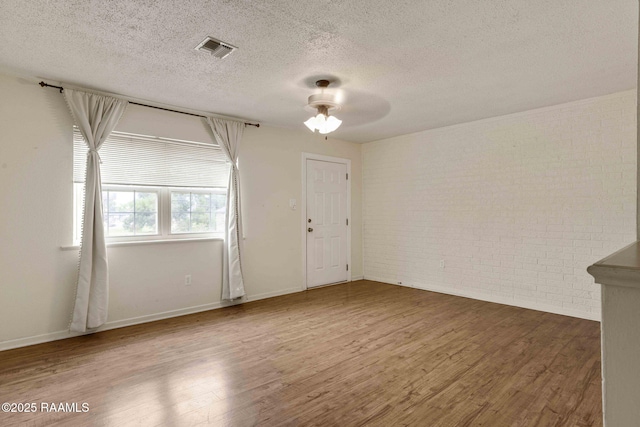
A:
0;0;637;142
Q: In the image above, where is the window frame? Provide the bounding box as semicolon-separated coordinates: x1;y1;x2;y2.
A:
72;127;230;245
168;188;227;236
73;184;226;245
101;185;161;240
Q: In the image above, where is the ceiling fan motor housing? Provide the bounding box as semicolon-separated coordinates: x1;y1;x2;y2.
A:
308;93;341;111
307;79;341;112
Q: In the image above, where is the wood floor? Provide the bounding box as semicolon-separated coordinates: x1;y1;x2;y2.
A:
0;280;602;426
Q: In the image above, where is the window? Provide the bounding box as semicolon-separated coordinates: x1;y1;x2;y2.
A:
103;188;159;237
73;128;229;243
171;190;226;233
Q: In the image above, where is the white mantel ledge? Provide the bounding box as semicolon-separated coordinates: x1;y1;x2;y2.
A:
587;241;640;289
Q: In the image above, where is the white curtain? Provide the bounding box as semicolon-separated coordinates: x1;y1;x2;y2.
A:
206;118;246;300
64;89;128;332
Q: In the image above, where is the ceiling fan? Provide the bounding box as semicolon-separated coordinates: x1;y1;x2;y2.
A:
303;80;342;135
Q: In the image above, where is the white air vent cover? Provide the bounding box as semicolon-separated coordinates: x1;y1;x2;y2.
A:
195;37;237;59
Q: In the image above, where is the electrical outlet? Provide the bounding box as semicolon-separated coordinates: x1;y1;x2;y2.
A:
440;260;445;269
185;274;192;286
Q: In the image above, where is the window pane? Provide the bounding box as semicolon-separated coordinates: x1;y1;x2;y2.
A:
191;212;211;232
169;190;225;234
213;208;225;232
135;192;157;213
135;212;157;235
212;194;226;211
171;192;191;212
108;213;135;236
191;193;211;213
212;194;226;232
171;212;190;233
109;191;134;213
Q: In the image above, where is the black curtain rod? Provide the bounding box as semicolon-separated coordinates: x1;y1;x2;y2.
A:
39;81;260;128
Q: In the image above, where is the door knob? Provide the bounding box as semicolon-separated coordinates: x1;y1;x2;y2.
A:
308;227;313;232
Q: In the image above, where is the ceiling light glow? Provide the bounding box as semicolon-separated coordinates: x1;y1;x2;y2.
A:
304;110;342;134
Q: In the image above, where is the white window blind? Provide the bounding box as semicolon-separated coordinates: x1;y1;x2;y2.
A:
73;127;230;188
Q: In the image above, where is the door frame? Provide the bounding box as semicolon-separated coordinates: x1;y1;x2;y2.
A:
301;152;352;290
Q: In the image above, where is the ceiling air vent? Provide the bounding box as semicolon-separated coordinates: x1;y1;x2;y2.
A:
195;37;237;59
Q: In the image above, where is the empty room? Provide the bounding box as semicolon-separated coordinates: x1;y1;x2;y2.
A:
1;1;639;426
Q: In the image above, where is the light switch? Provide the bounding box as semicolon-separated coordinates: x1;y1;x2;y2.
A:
289;199;297;210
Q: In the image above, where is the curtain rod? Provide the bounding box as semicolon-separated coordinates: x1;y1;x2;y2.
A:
39;81;260;128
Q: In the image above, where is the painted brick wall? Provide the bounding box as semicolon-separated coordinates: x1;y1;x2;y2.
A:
362;90;636;320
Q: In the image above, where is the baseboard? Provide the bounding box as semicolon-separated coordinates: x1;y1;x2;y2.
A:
0;286;305;352
0;301;224;352
104;301;224;330
363;276;412;288
364;275;601;322
351;275;364;281
245;287;303;302
0;330;85;353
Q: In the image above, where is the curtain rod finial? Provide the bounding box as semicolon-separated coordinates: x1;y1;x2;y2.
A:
39;81;63;93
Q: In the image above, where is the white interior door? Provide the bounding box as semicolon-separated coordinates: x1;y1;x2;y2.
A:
306;159;348;288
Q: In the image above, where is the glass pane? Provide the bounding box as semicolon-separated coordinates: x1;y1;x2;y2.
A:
108;213;135;236
191;193;211;213
171;192;191;213
135;212;157;235
191;212;211;232
212;194;226;213
171;212;190;233
212;194;226;232
102;191;109;213
109;191;134;213
213;209;225;232
135;192;157;213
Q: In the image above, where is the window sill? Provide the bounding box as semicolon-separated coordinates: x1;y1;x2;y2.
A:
60;236;224;251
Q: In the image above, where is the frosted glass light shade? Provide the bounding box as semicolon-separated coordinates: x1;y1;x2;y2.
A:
325;116;342;132
304;117;317;131
304;112;342;134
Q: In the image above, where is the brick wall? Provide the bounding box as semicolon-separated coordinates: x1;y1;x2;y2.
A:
362;90;636;320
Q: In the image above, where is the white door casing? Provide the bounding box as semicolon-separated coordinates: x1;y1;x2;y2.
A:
304;156;350;288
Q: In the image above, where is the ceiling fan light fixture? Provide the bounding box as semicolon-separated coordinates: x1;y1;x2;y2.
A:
304;110;342;134
304;116;319;131
303;80;342;135
325;115;342;132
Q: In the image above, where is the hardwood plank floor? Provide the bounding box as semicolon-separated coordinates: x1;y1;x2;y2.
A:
0;280;602;426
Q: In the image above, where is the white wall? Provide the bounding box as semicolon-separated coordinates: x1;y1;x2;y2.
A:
0;73;362;349
362;91;637;320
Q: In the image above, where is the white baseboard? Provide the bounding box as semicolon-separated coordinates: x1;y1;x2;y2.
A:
0;330;84;353
245;287;303;302
0;286;304;352
104;301;224;330
0;301;224;352
364;275;601;322
351;275;364;281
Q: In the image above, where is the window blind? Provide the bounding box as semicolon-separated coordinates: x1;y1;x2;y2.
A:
73;127;230;188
